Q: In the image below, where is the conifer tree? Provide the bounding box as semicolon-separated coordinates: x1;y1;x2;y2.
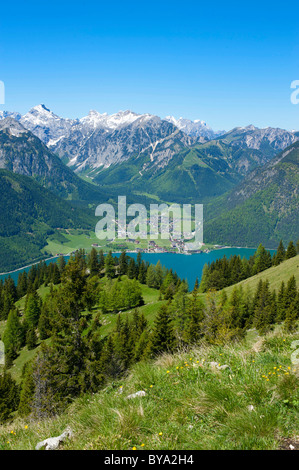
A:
285;275;297;310
99;336;123;380
253;280;273;334
26;328;38;350
24;291;41;329
184;281;204;344
150;304;176;355
286;241;297;259
18;362;35;417
58;255;66;273
276;281;287;322
0;371;19;423
253;244;272;274
105;251;115;279
118;250;128;276
88;247;99;277
284;294;299;332
127;258;137;279
138;260;147;284
2;309;24;367
274;240;285;265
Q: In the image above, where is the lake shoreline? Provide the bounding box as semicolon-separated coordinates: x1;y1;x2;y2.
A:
0;244;276;277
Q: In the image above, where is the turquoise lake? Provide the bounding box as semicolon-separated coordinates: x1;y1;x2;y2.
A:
0;247;271;290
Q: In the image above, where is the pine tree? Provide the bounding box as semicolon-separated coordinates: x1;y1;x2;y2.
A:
150;304;176;355
138;260;147;284
253;280;273;334
105;251;115;279
88;247;99;276
253;244;272;274
184;281;204;344
98;249;105;274
127;258;137;279
284;295;299;332
18;363;35;417
24;291;41;328
118;250;128;276
99;336;123;380
276;281;287;322
58;255;66;273
26;328;38;350
285;275;297;310
2;309;24;368
274;240;285;265
286;241;297;259
201;290;225;344
0;371;19;423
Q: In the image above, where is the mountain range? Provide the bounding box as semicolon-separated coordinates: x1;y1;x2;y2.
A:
1;105;298;176
0;104;298;267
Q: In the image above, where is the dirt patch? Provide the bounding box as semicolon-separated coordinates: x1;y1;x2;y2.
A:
278;437;299;450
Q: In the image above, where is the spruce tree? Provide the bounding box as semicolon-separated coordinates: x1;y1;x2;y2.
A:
105;251;115;279
276;281;287;322
26;328;38;350
150;304;176;355
18;363;35;417
286;241;297;259
284;294;299;332
2;309;24;368
0;371;19;423
285;275;297;310
58;255;66;273
118;250;128;276
253;280;273;334
88;247;99;276
274;240;285;265
184;281;204;344
24;291;41;329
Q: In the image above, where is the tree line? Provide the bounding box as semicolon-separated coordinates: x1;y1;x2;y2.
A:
0;246;298;424
200;240;298;292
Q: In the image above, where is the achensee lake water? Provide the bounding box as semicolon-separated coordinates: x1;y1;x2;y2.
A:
0;247;265;290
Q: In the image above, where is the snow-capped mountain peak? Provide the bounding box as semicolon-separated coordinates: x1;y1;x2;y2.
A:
164;115;216;139
20;104;75;144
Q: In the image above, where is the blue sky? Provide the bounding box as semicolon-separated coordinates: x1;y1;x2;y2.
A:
0;0;298;131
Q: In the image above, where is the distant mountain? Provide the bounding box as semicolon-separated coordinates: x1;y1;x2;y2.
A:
0;111;22;121
20;104;75;146
218;125;298;155
94;129;296;203
48;111;196;172
94;141;240;204
204;142;299;248
0;169;95;272
164;116;224;141
1;105;297;179
0;117;108;204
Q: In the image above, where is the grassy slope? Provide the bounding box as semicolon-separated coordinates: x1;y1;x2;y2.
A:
1;280;164;384
1;257;299;450
223;255;299;297
0;328;298;450
2;256;299;383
